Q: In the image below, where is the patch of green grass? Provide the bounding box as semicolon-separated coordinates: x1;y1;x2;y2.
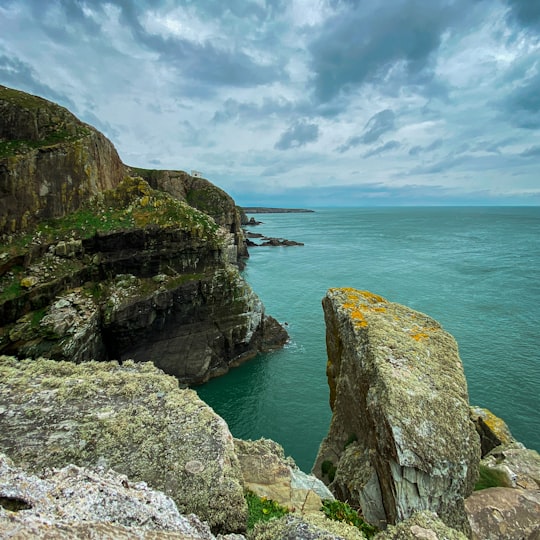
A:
245;491;289;530
30;308;47;328
321;500;378;539
474;464;509;491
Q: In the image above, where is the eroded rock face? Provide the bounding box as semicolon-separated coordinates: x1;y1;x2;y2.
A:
0;357;247;533
313;288;480;534
0;85;124;235
375;511;467;540
0;452;215;539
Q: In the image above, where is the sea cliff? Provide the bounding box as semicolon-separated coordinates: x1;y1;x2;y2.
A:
0;85;286;383
1;86;538;539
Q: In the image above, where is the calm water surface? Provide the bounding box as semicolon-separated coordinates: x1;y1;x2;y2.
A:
197;207;540;472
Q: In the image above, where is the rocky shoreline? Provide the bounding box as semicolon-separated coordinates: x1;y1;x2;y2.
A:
1;86;539;539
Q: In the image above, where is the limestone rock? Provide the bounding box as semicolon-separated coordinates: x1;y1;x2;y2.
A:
0;357;247;533
234;438;334;513
0;452;215;539
375;511;467;540
465;487;540;540
313;289;480;534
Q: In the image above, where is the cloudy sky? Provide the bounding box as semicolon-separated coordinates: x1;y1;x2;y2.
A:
1;0;539;206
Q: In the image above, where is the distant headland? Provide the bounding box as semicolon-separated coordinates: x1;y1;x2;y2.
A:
242;207;315;213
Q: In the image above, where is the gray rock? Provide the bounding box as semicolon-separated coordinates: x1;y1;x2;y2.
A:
465;487;540;540
0;357;247;533
313;289;480;535
0;452;215;539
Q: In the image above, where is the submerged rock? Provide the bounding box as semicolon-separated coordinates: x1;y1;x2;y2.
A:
0;357;247;533
313;288;480;534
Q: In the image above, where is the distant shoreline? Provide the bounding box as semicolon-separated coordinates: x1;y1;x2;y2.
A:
242;207;315;214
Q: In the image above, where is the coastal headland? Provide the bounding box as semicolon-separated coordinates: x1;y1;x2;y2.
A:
0;86;538;539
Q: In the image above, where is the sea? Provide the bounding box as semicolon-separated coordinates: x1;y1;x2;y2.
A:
196;207;540;473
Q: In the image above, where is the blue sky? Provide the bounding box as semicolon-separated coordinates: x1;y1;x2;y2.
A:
1;0;539;206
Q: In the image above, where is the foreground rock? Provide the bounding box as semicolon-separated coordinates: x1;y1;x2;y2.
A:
313;288;480;535
0;357;246;533
0;452;215;539
465;487;540;539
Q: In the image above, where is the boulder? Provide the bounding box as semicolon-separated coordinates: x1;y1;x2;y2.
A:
313;289;480;534
0;357;247;533
470;406;515;457
465;487;540;540
0;452;215;539
234;438;334;513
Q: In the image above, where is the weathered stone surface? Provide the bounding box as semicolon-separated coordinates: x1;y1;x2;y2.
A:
248;513;366;540
0;452;215;539
481;443;540;490
0;85;124;235
313;289;480;534
470;406;515;457
465;487;540;540
0;357;247;533
234;438;334;513
375;511;467;540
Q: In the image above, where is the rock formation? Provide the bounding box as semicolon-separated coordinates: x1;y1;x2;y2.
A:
0;86;287;383
313;288;481;535
0;85;124;235
0;452;215;539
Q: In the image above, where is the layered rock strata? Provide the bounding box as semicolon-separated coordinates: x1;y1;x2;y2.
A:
313;288;480;534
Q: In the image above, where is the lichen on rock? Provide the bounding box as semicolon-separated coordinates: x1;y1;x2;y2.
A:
0;356;247;533
313;288;481;535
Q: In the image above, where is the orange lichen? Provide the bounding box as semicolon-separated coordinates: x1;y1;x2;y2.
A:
409;325;438;341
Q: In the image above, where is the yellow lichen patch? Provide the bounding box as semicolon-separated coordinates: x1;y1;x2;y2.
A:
409;325;438;341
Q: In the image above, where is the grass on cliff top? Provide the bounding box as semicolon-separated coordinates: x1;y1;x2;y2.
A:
1;176;222;256
245;491;289;530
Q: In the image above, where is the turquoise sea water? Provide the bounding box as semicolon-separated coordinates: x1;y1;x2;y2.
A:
197;207;540;472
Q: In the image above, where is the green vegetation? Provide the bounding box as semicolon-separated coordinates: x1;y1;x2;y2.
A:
474;464;509;490
245;491;289;530
321;500;378;538
321;460;337;482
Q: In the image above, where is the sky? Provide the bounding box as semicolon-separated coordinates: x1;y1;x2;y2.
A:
1;0;540;206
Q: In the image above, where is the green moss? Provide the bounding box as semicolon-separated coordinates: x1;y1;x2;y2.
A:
245;491;289;530
321;500;378;538
474;464;510;490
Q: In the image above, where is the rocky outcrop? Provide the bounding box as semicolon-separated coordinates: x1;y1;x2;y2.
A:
0;356;247;533
313;288;480;535
234;438;334;513
0;85;124;235
0;452;216;539
0;176;287;384
130;167;248;260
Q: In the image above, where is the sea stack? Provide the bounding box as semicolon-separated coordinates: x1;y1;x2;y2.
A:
313;288;481;535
